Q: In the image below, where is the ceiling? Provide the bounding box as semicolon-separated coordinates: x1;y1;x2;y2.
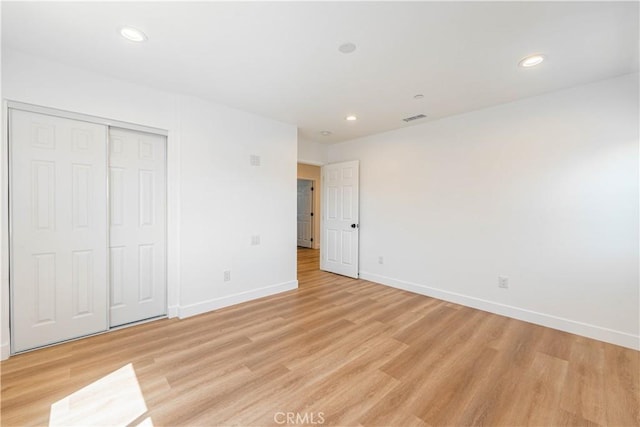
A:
2;2;638;144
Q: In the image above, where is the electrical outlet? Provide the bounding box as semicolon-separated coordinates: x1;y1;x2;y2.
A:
378;256;384;265
250;154;261;166
251;235;260;246
224;271;231;282
498;276;509;289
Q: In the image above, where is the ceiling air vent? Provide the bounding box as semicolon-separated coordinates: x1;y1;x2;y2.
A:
403;114;427;123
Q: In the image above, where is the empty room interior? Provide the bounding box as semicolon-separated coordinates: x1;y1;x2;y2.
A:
1;1;639;426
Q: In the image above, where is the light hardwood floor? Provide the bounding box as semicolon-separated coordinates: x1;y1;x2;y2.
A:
1;248;638;426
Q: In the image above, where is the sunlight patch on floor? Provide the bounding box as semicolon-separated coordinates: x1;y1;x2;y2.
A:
49;363;151;426
133;416;154;426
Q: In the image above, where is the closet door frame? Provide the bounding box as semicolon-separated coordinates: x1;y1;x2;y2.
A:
4;101;169;355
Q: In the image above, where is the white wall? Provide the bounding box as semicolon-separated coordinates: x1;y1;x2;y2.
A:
298;134;328;166
328;73;639;349
177;95;297;315
0;49;297;359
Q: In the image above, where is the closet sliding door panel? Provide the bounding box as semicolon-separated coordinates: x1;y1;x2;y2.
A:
10;109;108;353
109;128;166;327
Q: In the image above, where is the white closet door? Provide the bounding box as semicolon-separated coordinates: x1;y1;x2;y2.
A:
10;109;108;353
109;128;166;327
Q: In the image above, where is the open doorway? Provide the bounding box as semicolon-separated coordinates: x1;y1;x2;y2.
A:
297;163;321;279
297;163;321;250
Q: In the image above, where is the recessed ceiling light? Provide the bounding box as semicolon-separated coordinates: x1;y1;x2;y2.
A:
414;94;424;100
519;54;545;68
120;26;147;42
338;43;357;54
345;115;357;121
320;131;332;136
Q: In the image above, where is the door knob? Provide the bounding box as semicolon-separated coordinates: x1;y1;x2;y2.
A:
351;224;359;228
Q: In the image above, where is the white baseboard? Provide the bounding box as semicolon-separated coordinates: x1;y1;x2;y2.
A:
167;305;179;318
360;271;640;351
1;342;9;360
178;280;298;319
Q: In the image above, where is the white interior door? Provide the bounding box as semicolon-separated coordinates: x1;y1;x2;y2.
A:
109;128;166;327
320;161;359;278
297;179;313;248
10;109;108;353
